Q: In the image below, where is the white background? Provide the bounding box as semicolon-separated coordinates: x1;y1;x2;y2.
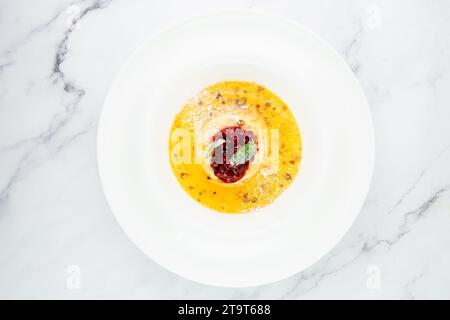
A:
0;0;449;299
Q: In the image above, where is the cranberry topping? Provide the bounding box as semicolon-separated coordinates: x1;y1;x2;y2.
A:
210;126;257;183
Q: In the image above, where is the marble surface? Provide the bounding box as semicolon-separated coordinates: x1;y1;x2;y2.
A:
0;0;449;299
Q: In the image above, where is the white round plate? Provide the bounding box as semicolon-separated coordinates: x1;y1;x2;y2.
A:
97;10;374;287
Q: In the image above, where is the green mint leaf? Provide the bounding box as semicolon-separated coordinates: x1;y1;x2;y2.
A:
230;140;257;166
205;138;225;160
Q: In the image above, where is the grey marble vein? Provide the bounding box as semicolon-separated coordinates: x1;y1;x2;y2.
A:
0;0;449;299
0;0;112;203
404;267;428;300
0;151;31;203
387;144;450;216
279;182;450;298
343;24;364;74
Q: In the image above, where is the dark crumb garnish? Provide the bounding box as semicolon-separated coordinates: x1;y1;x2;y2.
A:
241;192;249;203
206;176;211;180
212;191;217;195
285;173;291;180
235;98;247;107
180;172;188;179
265;102;271;107
251;198;258;203
188;185;194;190
289;160;296;164
216;93;222;99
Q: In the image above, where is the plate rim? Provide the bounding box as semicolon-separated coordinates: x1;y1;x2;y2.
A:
96;9;375;287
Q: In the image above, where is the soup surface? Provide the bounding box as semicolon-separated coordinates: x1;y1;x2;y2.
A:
169;81;302;213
